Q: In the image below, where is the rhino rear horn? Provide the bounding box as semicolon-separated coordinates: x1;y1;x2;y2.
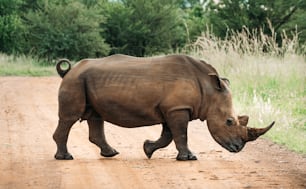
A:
247;121;275;142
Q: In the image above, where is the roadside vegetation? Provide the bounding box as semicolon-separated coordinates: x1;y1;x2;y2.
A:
0;54;55;76
187;27;306;153
1;0;305;59
0;0;305;153
1;27;305;153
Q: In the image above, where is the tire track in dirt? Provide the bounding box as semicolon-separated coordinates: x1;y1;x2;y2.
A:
0;77;305;189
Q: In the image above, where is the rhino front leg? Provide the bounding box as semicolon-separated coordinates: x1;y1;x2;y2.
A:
53;119;76;160
87;114;119;158
143;123;173;159
166;110;197;161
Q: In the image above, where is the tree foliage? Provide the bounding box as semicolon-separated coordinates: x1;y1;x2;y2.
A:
101;0;184;56
0;0;305;59
182;3;208;43
24;0;109;60
206;0;306;44
0;0;26;54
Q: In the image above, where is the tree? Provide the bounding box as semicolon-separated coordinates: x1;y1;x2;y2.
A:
181;2;208;43
101;0;185;56
0;0;26;54
24;0;109;60
206;0;306;44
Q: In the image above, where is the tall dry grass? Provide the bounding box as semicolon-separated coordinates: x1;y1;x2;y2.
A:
187;26;306;153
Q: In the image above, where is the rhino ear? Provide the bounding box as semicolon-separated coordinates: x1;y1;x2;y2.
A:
208;73;226;91
238;115;249;126
221;77;230;86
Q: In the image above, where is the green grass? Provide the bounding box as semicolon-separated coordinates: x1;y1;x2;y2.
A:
229;56;306;153
0;54;56;76
190;28;306;153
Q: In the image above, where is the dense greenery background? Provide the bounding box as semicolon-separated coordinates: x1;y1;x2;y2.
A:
1;0;305;60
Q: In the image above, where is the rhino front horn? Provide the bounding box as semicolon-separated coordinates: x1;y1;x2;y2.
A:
247;121;275;142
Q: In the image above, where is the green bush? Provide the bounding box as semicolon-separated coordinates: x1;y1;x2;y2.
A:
101;0;185;56
206;0;306;47
24;0;109;60
0;0;26;54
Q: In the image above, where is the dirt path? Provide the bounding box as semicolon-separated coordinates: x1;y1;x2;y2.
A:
0;77;305;189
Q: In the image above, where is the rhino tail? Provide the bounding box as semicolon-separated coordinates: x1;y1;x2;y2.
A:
56;59;71;78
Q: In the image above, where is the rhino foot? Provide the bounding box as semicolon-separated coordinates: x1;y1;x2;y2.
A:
143;140;156;159
176;152;197;161
100;149;119;158
54;152;74;160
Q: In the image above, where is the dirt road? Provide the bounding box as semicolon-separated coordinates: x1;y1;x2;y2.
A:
0;77;305;189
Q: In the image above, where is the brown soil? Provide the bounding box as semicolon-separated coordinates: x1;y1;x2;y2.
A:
0;77;305;189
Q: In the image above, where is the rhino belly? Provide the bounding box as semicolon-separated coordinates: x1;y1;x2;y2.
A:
86;83;165;127
97;100;164;127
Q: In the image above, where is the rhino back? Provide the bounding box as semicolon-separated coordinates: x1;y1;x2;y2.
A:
75;56;201;127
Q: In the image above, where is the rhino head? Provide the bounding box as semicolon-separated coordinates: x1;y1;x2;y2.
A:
205;73;274;152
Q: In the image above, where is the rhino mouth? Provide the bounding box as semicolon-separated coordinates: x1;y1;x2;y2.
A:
219;140;246;153
209;133;245;153
226;142;245;153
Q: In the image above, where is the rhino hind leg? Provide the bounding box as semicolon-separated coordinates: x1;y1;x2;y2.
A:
53;119;77;160
166;110;197;161
87;112;119;158
143;123;173;159
54;80;87;160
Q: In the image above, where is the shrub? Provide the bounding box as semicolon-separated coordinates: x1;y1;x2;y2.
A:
0;0;26;54
24;1;109;60
101;0;184;56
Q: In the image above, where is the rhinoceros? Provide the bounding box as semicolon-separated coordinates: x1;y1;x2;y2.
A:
53;54;274;161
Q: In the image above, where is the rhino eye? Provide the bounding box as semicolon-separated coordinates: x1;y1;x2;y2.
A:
226;118;234;126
